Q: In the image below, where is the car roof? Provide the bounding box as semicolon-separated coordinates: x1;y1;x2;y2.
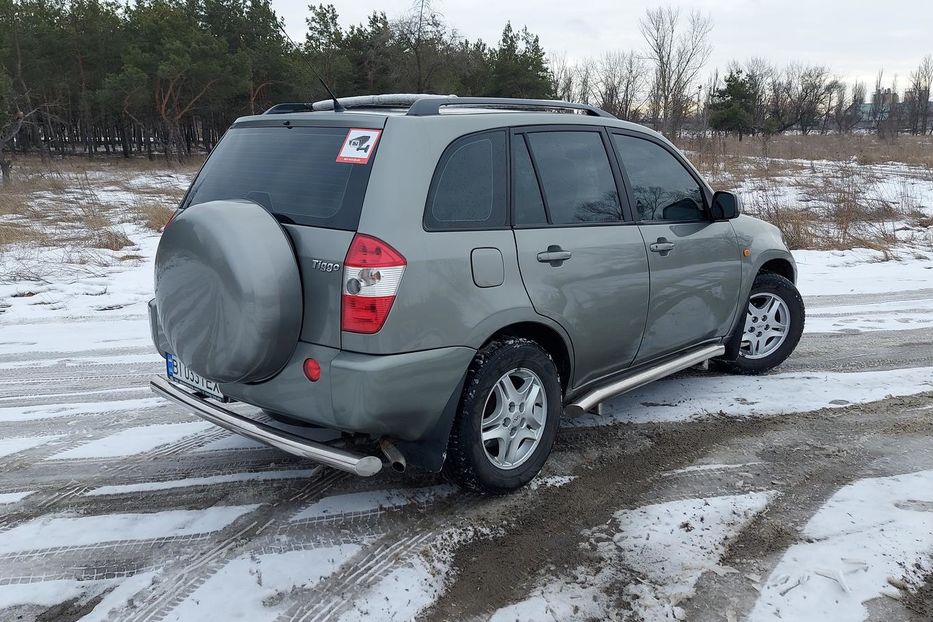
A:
229;94;672;147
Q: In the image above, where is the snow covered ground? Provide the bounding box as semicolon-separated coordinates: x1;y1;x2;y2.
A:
0;157;931;621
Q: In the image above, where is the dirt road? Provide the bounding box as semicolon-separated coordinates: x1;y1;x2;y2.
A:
0;289;931;621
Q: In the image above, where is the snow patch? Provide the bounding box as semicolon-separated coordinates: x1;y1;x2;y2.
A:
0;318;153;356
529;475;577;490
0;352;163;370
492;492;775;621
164;545;362;621
571;367;933;426
805;297;933;334
0;491;33;504
0;434;62;458
87;468;320;496
0;579;106;610
338;526;485;622
793;248;933;297
80;571;160;622
749;470;933;621
46;421;212;460
291;485;458;522
0;397;166;423
0;505;259;554
664;462;762;476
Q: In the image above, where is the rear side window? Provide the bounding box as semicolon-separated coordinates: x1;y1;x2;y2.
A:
183;125;376;230
512;135;548;226
525;131;622;225
425;131;507;230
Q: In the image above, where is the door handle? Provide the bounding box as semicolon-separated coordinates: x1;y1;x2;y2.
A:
649;238;675;255
537;245;572;265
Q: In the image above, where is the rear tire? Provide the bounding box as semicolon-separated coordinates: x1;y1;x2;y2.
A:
720;272;804;375
445;338;561;494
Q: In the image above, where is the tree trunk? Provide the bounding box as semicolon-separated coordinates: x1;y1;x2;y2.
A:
0;158;12;186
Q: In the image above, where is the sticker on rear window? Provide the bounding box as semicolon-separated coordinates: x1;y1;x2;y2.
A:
336;129;382;164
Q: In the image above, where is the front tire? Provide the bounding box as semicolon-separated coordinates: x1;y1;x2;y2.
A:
445;338;561;494
721;272;805;375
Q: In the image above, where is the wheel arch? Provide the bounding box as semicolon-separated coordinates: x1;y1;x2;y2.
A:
481;321;573;393
758;257;796;283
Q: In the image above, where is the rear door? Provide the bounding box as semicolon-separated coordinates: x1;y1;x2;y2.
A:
610;132;742;363
512;127;649;389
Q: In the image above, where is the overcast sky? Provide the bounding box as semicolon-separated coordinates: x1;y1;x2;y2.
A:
274;0;932;88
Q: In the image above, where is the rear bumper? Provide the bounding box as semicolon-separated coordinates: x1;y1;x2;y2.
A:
149;298;474;442
151;376;382;476
219;342;475;441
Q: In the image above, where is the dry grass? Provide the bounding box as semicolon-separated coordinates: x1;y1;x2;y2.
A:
0;154;194;256
675;133;933;254
746;181;821;250
740;161;924;254
677;133;933;169
132;198;176;232
11;153;203;179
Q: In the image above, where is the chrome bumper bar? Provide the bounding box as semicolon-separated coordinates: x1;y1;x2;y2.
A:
150;376;383;477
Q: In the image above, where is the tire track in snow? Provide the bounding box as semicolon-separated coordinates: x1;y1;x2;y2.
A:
115;469;348;622
281;530;439;622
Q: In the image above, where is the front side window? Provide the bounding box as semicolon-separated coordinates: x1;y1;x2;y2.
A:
525;131;622;225
612;134;706;222
425;131;507;230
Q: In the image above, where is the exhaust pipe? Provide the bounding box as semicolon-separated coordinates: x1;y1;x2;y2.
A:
380;437;407;473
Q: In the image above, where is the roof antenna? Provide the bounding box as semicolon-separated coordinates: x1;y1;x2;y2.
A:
276;19;344;112
317;78;344;112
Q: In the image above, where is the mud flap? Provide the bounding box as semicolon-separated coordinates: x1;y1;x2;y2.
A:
720;303;748;362
393;371;467;473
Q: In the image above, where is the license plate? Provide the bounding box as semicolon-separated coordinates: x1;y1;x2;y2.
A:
166;353;224;400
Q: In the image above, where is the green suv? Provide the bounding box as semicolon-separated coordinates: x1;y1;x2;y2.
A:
148;95;804;493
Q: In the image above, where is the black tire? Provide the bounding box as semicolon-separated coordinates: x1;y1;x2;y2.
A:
445;338;562;494
719;272;805;375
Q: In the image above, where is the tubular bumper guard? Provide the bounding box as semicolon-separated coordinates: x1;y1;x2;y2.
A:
150;376;383;477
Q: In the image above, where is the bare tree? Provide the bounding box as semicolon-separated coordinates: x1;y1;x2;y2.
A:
548;52;575;102
595;50;646;119
742;57;774;131
639;7;713;136
832;81;864;133
908;55;932;135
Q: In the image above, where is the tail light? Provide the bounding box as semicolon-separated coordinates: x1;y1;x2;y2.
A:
341;234;406;334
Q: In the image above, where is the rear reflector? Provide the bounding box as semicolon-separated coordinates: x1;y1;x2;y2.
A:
303;358;321;382
342;234;406;334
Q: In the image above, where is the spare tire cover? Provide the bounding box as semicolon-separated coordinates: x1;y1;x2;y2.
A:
155;200;302;383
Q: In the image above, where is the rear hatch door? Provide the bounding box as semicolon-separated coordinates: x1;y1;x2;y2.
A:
181;116;386;348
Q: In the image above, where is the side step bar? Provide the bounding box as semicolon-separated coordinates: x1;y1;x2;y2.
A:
564;344;725;417
150;376;383;477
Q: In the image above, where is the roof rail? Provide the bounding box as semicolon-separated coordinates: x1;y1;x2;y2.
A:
406;97;616;118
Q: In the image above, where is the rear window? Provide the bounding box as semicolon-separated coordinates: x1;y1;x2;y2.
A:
183;125;378;230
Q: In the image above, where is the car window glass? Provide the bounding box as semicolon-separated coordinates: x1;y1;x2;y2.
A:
184;126;372;230
525;131;622;224
512;135;548;226
426;131;507;229
612;134;705;222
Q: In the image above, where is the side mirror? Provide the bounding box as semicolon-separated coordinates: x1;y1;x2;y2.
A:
711;191;742;220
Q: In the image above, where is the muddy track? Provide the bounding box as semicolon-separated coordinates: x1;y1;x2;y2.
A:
424;393;933;621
